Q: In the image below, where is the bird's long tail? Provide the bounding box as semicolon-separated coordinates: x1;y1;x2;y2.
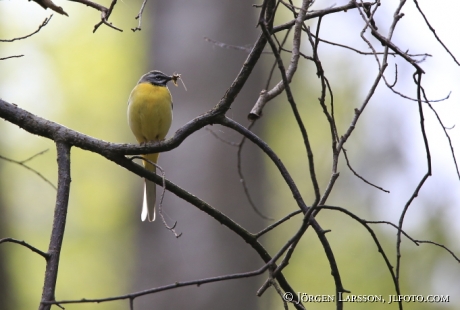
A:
142;153;159;222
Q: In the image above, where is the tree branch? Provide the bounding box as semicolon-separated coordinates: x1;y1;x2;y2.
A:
32;0;68;16
39;142;72;310
0;238;49;259
0;16;53;42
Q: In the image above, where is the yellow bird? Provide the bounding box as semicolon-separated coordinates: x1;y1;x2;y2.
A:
127;70;174;222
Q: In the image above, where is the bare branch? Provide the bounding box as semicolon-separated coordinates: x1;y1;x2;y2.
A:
0;98;305;308
205;127;239;146
92;0;122;32
204;37;272;54
249;0;310;120
273;1;373;33
39;142;72;310
1;0;458;308
423;97;460;180
319;205;400;300
0;15;53;43
129;155;182;237
64;0;122;32
260;1;321;208
366;220;460;263
254;210;302;239
132;0;148;32
0;238;49;259
310;33;432;58
395;71;431;297
0;150;57;190
205;125;275;220
0;55;24;61
44;249;303;308
32;0;68;16
220;117;309;213
342;148;390;193
415;240;460;263
413;0;460;66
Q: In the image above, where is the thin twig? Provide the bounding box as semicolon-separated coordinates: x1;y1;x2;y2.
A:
93;0;122;32
342;148;390;193
24;149;50;162
273;1;372;33
39;142;72;310
0;55;24;60
264;28;293;90
205;125;274;219
44;250;303;308
205;127;239;146
236;122;274;220
254;210;302;239
260;2;321;207
0;15;53;42
413;0;460;66
129;155;182;238
249;0;311;120
67;0;122;32
395;71;431;302
257;239;300;296
0;150;57;190
270;277;289;310
310;33;431;58
366;220;460;263
204;37;272;54
0;238;49;259
132;0;148;32
415;240;460;263
318;205;400;301
422;95;460;180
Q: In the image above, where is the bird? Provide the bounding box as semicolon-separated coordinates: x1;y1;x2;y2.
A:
127;70;174;222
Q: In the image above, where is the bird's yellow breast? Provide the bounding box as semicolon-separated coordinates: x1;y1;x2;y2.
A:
127;82;173;144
